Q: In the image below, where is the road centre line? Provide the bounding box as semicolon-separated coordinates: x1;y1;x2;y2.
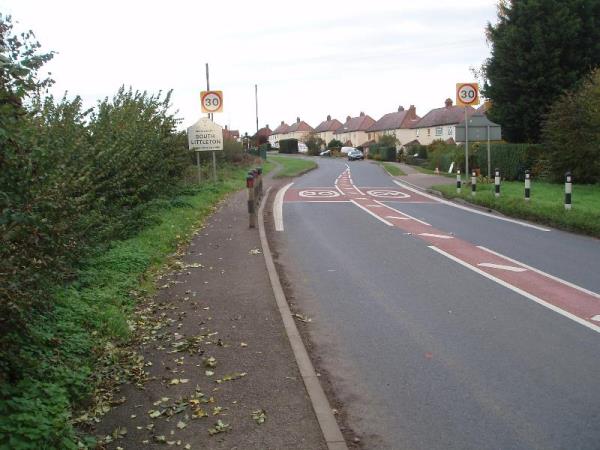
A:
419;233;454;239
385;216;410;220
350;200;393;226
477;246;600;299
274;182;294;232
392;179;550;232
428;246;600;334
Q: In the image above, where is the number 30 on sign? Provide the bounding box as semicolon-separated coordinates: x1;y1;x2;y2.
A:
201;90;223;113
456;83;480;107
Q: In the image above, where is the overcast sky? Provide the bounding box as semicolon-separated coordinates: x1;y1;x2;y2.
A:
1;0;498;134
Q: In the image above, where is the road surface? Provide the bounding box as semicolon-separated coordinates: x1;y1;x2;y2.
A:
271;158;600;450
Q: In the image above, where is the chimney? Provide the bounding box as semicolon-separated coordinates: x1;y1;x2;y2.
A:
297;117;300;123
281;120;284;125
360;111;365;117
398;105;404;112
408;104;417;118
225;125;228;130
445;98;453;108
266;124;269;129
327;114;331;121
346;115;351;122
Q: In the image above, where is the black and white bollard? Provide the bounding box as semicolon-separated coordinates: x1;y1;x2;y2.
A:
456;169;462;193
564;171;572;210
494;168;501;197
524;170;531;201
471;171;477;196
247;172;256;228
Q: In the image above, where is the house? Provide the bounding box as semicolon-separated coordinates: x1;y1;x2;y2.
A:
366;105;420;146
334;112;376;147
269;121;289;147
313;115;343;146
285;117;314;142
253;125;272;145
223;125;240;141
411;99;476;145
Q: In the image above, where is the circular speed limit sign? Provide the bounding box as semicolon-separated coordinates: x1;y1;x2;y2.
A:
201;91;223;113
456;83;480;106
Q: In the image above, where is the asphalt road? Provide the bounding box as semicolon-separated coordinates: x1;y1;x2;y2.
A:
271;158;600;450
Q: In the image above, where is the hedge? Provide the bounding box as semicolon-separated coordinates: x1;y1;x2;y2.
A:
368;144;396;161
278;138;299;154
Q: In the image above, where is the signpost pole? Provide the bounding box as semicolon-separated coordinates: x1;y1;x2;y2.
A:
212;151;217;181
196;151;202;184
465;108;469;182
487;125;491;178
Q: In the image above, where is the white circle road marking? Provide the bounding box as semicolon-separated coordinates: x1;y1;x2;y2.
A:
366;189;410;199
299;190;341;198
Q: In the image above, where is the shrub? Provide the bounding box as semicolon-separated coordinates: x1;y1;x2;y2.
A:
542;68;600;183
305;134;325;156
368;144;396;161
327;138;343;149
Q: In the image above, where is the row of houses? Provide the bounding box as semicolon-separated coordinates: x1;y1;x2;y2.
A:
255;98;489;149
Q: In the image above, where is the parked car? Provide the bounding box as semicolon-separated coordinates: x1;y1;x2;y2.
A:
319;149;331;157
348;149;364;161
340;146;354;154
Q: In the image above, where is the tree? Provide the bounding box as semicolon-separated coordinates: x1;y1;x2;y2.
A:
378;134;398;148
482;0;600;143
542;68;600;183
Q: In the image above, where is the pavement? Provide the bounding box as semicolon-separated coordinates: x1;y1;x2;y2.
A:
389;162;457;190
92;172;337;449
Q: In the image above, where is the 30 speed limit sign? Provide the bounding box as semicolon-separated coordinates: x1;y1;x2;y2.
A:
201;90;223;113
456;83;480;106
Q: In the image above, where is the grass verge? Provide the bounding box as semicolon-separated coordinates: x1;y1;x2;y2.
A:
379;162;406;177
434;181;600;238
269;155;317;178
409;165;455;178
0;164;252;449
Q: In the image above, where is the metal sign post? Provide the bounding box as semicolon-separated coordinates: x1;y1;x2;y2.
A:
187;118;224;182
456;83;480;182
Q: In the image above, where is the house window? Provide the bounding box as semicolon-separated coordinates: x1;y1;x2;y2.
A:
448;126;453;135
427;128;431;136
416;129;420;137
435;127;443;136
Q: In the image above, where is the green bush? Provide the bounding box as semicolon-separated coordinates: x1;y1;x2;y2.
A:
278;138;299;154
327;138;343;149
474;143;541;181
368;144;396;161
305;135;325;156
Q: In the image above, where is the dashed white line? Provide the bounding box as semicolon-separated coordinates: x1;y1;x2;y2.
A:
350;200;393;226
419;233;454;239
477;262;527;272
478;246;600;299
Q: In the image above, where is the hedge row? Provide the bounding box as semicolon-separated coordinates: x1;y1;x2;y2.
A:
278;138;299;154
368;144;397;161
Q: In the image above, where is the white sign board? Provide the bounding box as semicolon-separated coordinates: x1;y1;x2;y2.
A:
187;118;224;152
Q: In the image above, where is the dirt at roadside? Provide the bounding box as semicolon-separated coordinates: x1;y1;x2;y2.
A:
90;188;326;449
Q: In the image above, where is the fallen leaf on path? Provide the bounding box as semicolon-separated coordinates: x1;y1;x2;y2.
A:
208;420;231;435
251;409;267;424
249;249;262;255
292;313;312;323
216;372;247;384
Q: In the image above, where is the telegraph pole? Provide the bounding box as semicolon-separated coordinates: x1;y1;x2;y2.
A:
255;84;259;134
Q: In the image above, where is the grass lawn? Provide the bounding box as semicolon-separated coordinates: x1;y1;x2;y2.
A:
269;155;317;178
379;162;406;176
435;180;600;238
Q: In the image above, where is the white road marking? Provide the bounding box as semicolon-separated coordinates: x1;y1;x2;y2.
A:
392;179;550;232
368;204;384;208
478;246;600;299
350;200;393;226
274;182;293;231
591;315;600;322
428;246;600;334
385;216;410;220
478;262;527;272
374;201;431;226
419;233;454;239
